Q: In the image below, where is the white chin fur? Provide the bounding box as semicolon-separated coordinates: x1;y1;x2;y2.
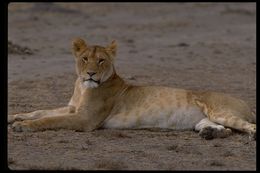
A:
83;81;99;89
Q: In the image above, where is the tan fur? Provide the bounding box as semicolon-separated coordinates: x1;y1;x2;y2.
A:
10;38;256;140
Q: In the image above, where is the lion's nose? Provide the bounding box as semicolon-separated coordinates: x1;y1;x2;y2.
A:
87;72;96;77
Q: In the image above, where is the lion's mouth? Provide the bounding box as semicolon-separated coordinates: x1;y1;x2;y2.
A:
84;78;100;84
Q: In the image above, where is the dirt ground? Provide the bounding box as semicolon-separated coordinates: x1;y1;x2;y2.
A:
7;3;256;170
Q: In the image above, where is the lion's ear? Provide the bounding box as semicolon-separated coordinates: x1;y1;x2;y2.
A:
72;38;87;57
106;40;117;57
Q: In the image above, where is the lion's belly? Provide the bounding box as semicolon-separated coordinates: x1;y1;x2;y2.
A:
103;106;206;130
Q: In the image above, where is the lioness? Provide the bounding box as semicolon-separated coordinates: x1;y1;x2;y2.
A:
9;38;256;140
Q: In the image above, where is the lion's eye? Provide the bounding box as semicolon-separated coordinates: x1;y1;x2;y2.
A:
82;57;88;63
98;59;105;65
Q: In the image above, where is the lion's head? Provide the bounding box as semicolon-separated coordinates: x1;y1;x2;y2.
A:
72;38;117;88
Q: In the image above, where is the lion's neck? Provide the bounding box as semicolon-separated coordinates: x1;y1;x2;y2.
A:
100;70;128;92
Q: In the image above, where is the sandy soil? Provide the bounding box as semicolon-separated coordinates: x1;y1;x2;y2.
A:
8;3;256;170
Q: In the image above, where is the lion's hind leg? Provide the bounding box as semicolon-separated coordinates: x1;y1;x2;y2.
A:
206;110;256;140
195;118;232;140
195;93;256;140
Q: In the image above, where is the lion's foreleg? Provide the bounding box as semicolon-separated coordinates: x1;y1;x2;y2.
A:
12;107;110;132
12;113;87;132
8;106;76;124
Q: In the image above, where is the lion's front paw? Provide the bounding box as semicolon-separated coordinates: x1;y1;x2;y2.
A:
8;114;16;124
8;113;26;124
12;121;35;132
